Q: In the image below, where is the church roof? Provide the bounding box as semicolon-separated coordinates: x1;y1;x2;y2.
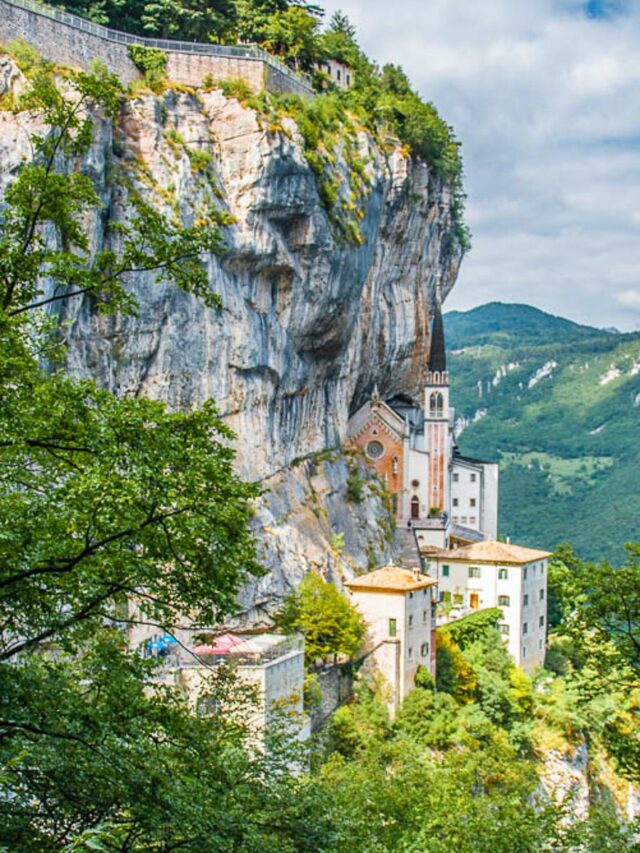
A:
428;303;447;374
346;565;437;593
421;540;551;565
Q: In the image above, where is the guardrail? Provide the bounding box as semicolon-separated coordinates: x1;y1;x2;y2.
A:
2;0;313;91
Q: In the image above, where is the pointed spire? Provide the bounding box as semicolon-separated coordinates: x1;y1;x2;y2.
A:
428;288;447;375
372;383;380;403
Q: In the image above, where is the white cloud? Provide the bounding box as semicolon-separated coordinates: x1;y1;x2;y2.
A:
321;0;640;330
618;289;640;309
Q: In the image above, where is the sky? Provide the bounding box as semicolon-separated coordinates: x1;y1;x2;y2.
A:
320;0;640;331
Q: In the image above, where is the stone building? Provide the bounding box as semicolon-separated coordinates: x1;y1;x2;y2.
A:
346;566;437;713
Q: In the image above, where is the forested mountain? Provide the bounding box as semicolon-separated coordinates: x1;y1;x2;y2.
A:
446;302;640;562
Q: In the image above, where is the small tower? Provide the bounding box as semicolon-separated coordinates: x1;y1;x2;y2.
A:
424;290;450;517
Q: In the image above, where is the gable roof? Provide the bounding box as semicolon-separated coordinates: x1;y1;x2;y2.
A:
346;565;437;593
421;539;551;565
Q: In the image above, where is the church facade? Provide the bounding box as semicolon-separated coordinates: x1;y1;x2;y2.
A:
347;305;499;550
346;302;548;675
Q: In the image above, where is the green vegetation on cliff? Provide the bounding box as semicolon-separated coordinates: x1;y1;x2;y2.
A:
40;0;469;247
446;302;640;562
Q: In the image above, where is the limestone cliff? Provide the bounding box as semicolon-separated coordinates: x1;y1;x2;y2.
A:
0;55;463;616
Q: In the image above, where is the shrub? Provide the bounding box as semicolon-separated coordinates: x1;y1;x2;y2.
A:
127;44;167;92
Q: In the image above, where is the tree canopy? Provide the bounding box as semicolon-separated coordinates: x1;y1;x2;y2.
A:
277;573;366;665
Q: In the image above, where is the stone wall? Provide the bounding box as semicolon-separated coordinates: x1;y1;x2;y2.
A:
309;664;354;733
0;0;313;95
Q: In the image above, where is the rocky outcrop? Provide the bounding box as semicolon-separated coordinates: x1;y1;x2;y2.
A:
0;56;463;608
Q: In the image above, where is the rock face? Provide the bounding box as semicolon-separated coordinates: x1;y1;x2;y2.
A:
0;58;463;613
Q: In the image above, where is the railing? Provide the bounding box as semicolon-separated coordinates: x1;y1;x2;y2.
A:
156;634;304;669
2;0;313;91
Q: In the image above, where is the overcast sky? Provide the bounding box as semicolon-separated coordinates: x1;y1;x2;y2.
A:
320;0;640;331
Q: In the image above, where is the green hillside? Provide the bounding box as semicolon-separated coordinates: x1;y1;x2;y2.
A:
445;302;640;562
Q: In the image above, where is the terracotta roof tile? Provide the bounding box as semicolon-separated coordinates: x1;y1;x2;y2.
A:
420;539;551;565
346;565;437;593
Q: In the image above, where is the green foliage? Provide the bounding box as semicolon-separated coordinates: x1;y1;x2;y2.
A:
276;573;366;665
0;63;276;848
414;663;435;690
435;630;477;703
438;607;503;648
219;75;255;102
346;466;365;503
446;302;640;562
127;43;168;88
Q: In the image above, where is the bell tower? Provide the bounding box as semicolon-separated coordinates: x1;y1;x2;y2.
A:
425;292;450;516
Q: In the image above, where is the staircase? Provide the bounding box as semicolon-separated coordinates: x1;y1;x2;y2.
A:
393;526;422;570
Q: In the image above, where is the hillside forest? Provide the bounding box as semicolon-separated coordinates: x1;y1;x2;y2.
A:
446;302;640;563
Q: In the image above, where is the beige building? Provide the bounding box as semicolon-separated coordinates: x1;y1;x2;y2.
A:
346;566;437;713
152;633;309;741
423;541;551;672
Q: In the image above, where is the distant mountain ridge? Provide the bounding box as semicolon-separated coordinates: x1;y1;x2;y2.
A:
445;302;640;562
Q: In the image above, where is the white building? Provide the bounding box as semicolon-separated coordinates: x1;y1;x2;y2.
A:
348;303;499;550
423;541;551;672
346;566;437;713
318;57;353;89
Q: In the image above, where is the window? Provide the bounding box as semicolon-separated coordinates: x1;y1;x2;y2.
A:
470;498;476;508
388;618;397;638
423;610;428;623
337;69;341;81
540;563;545;575
408;646;413;660
523;622;528;635
523;594;529;606
453;498;459;507
441;591;452;604
409;591;414;600
366;440;384;459
408;615;413;627
453;473;459;482
468;566;481;579
540;589;545;601
524;567;528;581
442;565;450;577
453;516;459;523
429;392;444;417
522;646;527;659
539;615;545;627
470;516;477;525
453;593;463;605
431;602;437;619
539;639;543;649
498;568;508;580
423;588;429;597
498;595;510;607
392;494;398;515
347;74;351;85
461;516;468;524
470;473;477;483
420;643;429;657
500;624;510;636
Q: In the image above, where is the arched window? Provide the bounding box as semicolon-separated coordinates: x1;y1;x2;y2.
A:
410;496;420;519
429;392;444;417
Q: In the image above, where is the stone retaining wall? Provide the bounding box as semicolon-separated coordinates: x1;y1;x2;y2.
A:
0;0;314;95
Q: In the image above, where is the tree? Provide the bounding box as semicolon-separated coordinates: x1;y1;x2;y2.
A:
142;0;238;42
277;573;366;664
0;57;279;848
262;5;324;72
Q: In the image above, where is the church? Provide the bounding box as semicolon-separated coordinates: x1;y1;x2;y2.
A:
345;300;549;679
347;302;499;550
